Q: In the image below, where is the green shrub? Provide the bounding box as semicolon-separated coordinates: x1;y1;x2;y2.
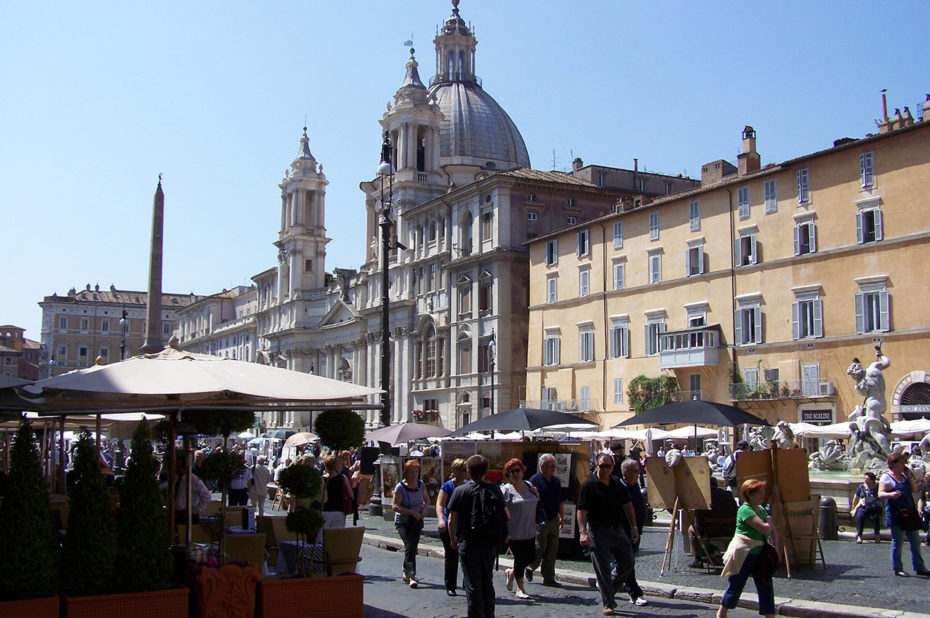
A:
314;410;365;451
277;463;323;499
62;429;118;596
117;420;173;592
0;421;59;600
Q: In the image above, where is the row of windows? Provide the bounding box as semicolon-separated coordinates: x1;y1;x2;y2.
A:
57;316;171;336
545;205;883;301
545;151;880;275
541;286;890;365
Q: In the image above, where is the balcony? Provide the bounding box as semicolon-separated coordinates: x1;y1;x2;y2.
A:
729;378;837;402
658;326;721;369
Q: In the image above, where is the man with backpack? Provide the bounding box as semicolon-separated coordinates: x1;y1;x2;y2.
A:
448;454;508;618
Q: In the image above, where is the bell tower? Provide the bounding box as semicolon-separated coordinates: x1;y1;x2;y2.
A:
276;126;330;299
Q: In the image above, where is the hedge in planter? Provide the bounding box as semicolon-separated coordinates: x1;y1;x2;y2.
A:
0;421;59;607
313;409;365;452
278;464;324;577
62;428;118;596
117;420;173;592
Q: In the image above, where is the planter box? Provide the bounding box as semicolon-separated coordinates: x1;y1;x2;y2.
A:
188;562;260;618
0;596;59;618
63;587;188;618
257;574;363;618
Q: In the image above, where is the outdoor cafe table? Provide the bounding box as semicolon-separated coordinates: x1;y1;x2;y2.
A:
277;540;324;576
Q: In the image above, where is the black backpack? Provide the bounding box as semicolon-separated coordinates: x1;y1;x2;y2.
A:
469;483;507;543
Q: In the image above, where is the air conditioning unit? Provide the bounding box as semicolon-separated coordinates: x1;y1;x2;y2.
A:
818;381;836;396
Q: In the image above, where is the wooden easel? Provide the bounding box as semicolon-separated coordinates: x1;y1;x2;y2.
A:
661;497;680;575
646;457;711;575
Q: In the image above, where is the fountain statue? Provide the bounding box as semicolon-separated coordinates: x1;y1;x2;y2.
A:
845;344;893;471
749;424;775;451
809;439;846;471
772;420;796;449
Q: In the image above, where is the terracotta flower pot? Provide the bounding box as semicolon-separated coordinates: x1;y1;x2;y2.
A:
187;562;260;618
63;587;188;618
257;574;363;618
0;596;59;618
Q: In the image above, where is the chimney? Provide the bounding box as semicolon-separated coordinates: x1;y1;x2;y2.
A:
737;126;761;176
890;108;903;131
572;157;583;171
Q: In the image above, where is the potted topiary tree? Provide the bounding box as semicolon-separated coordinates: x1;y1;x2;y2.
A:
257;461;362;617
277;464;324;577
61;429;118;599
0;421;59;618
313;409;365;452
190;445;259;618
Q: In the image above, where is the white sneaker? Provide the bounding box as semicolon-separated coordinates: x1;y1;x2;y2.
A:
630;596;647;606
408;577;418;589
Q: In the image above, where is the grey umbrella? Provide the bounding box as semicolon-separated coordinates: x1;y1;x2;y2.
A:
450;407;597;436
613;400;769;429
365;422;452;444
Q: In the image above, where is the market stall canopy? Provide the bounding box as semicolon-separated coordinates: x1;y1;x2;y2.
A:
11;346;381;414
663;425;719;440
365;422;451;444
890;418;930;438
788;422;851;438
615;401;770;429
283;431;319;447
450;407;597;436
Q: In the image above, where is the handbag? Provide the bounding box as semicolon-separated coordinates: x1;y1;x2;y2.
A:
341;475;355;514
894;504;923;531
760;540;780;574
535;499;548;525
862;494;882;515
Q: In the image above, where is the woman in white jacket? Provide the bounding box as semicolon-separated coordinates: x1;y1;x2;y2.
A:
718;479;778;618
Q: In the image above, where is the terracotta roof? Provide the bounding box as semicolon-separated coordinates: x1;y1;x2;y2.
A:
493;168;600;187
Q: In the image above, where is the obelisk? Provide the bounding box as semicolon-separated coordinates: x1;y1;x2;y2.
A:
140;176;164;353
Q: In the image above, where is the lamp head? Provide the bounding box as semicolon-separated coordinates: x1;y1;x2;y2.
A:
377;131;395;177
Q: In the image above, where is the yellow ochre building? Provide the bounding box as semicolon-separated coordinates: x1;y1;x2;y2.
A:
526;95;930;432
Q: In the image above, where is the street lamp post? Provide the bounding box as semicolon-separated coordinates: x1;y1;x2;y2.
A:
119;305;128;361
369;131;398;518
377;131;396;429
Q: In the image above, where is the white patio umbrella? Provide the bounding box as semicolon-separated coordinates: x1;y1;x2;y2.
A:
237;430;257;439
663;426;718;440
14;345;381;544
18;346;381;413
890;418;930;438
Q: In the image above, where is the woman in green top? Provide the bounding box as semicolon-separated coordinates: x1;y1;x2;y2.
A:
718;479;777;618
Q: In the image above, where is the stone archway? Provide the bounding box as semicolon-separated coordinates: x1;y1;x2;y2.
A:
891;371;930;420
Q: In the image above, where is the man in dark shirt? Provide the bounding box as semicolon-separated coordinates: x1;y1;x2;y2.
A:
527;453;563;586
688;476;739;567
448;454;506;618
618;457;647;604
578;454;642;614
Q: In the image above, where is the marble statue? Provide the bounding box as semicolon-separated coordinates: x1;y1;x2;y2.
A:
809;439;846;471
846;344;893;470
749;425;775;451
664;447;683;468
772;420;796;449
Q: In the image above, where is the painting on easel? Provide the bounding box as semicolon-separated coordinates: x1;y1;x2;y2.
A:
645;456;712;575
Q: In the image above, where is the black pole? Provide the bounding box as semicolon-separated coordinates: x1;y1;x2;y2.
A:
119;305;127;361
379;132;393;428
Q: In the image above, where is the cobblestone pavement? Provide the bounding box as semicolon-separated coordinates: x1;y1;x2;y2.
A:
351;509;930;617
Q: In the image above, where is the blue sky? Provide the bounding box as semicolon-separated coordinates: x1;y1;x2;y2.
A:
1;1;926;340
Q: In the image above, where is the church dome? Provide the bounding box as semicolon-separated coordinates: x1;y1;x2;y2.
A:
428;81;531;170
427;1;530;170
